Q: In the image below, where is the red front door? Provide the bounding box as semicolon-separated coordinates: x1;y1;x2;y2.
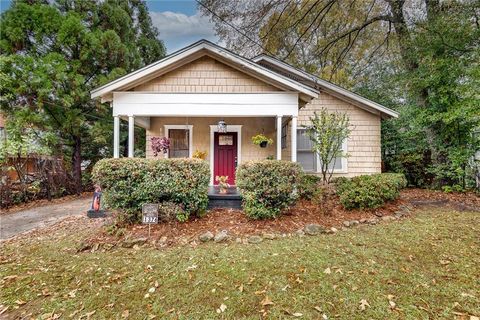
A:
214;132;238;185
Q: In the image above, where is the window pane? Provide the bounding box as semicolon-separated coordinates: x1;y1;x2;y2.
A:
219;135;233;145
169;129;189;158
321;157;342;170
298;151;316;171
297;129;312;150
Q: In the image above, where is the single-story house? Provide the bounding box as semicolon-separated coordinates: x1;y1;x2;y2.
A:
91;40;398;185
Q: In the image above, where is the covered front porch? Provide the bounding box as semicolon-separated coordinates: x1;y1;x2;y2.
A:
112;92;299;184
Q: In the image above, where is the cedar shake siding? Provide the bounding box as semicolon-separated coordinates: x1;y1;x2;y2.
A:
282;92;382;176
134;56;280;93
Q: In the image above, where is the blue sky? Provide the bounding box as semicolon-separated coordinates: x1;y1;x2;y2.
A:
0;0;220;53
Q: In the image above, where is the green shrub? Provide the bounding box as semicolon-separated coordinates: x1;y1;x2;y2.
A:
298;174;322;200
92;158;210;223
236;160;302;219
158;201;188;222
335;173;407;209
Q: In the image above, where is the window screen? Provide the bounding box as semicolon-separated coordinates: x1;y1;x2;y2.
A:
296;129;346;172
296;129;315;171
168;129;189;158
281;123;287;149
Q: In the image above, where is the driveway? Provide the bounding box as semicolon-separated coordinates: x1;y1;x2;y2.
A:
0;196;91;240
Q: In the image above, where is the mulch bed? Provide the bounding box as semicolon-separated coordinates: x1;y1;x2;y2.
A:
85;188;478;249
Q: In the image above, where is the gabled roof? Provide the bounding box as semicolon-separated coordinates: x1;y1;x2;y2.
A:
91;40;318;102
253;54;399;118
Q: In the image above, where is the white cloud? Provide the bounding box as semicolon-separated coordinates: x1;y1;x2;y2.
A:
150;10;221;53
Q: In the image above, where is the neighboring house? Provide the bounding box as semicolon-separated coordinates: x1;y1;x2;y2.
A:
91;40;398;185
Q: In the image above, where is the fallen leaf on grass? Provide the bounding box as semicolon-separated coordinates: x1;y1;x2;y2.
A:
261;296;274;306
186;264;198;271
216;303;227;313
387;294;397;309
80;310;96;319
2;275;18;281
389;300;396;309
359;299;370;311
68;289;77;298
121;309;129;318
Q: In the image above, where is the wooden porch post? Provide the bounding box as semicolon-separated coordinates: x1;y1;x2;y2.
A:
291;116;297;162
128;115;135;158
113;115;120;158
276;115;282;160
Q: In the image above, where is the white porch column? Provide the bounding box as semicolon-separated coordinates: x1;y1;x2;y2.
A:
276;115;282;160
128;115;135;158
113;116;120;158
291;116;297;162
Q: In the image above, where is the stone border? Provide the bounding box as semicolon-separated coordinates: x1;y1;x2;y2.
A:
78;205;415;252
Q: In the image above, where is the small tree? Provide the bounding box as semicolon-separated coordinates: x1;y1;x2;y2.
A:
306;108;351;184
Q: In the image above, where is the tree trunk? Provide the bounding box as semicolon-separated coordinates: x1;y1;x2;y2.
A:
72;135;82;194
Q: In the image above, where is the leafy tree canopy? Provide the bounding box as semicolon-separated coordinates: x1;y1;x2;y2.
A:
0;0;165;192
201;0;480;190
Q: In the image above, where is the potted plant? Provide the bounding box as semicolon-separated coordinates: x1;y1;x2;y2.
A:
192;150;207;160
151;137;170;158
252;134;273;148
215;175;229;194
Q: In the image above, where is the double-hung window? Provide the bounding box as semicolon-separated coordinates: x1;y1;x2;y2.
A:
296;128;316;172
164;125;193;158
296;128;347;173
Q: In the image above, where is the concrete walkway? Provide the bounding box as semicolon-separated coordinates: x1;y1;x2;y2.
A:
0;196;91;240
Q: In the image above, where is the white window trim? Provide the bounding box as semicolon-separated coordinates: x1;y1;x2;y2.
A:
209;125;242;185
164;125;193;158
296;127;348;174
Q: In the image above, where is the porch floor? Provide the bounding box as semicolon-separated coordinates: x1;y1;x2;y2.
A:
207;186;242;209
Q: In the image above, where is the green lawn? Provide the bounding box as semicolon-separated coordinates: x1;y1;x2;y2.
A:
1;209;479;319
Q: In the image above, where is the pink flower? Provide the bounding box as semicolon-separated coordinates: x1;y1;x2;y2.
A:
151;137;170;157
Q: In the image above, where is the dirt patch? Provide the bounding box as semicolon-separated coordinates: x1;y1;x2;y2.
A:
401;188;480;212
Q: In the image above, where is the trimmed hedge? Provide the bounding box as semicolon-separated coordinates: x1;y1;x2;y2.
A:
92;158;210;222
335;173;407;209
236;160;302;219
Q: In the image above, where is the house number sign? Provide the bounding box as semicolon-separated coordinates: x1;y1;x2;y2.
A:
142;204;159;224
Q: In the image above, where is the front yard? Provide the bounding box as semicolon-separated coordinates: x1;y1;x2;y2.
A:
1;208;479;319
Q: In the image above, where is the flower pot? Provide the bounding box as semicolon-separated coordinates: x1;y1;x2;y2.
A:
259;141;268;148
